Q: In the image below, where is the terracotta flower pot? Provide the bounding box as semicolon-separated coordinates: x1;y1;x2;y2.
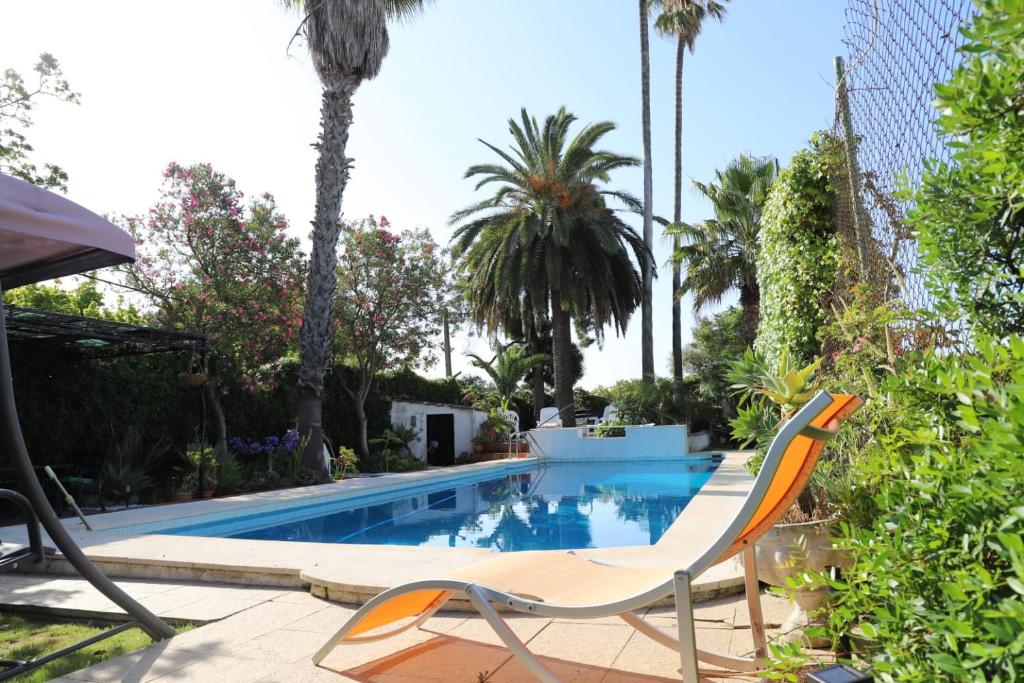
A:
754;519;850;647
182;372;207;388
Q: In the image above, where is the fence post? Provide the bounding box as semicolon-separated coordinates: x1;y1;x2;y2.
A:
834;56;871;278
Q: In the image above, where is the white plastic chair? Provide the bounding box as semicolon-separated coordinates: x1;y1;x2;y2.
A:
537;407;560;428
504;410;520;435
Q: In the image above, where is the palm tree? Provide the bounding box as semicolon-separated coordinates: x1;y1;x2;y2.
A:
466;341;550;411
451;108;649;427
638;0;655;383
282;0;430;479
669;154;778;346
655;0;727;379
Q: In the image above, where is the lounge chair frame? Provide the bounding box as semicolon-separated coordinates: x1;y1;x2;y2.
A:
314;391;854;682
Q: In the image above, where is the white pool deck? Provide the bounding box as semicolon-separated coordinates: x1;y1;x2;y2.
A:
1;452;755;606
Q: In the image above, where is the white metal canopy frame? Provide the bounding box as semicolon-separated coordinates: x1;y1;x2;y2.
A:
0;173;175;679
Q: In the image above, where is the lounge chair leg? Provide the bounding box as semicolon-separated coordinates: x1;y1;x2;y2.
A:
674;570;700;683
743;545;768;658
465;585;560;683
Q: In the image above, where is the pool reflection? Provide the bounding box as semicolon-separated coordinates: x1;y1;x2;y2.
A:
227;461;717;551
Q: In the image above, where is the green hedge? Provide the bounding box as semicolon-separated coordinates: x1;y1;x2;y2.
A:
4;347;465;477
755;134;840;367
6;347;196;475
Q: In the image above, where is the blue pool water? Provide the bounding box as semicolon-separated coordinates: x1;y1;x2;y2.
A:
158;459;719;551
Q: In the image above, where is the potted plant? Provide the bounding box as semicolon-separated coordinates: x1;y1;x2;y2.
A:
170;473;197;502
478;409;514;453
728;348;845;646
187;443;218;498
181;372;207;388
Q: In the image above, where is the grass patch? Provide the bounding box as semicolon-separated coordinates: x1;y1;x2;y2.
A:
0;613;191;682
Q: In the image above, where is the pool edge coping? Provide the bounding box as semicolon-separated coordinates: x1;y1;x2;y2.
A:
2;451;753;607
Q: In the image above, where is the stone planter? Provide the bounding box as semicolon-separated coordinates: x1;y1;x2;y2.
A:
754;519;849;647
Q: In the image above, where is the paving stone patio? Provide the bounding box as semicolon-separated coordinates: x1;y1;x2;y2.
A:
0;575;831;682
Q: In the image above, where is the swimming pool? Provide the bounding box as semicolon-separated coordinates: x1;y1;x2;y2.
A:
154;459;719;551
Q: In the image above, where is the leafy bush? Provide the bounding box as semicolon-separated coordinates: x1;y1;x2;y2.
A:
386;453;426;473
594;419;626;438
332;446;359;479
592;378;678;426
823;337;1024;681
904;0;1024;339
476;409;515;441
186;443;217;491
755;133;840;367
367;424;421;473
679;306;746;438
213;449;243;495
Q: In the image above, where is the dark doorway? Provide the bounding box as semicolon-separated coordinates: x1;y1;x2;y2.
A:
426;414;455;466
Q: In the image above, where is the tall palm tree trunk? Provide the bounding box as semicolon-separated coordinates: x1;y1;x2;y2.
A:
739;281;760;347
550;289;575;428
442;308;452;377
297;74;360;481
639;0;655;384
671;37;685;380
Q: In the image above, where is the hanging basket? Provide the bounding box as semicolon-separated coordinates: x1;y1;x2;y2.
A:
182;372;208;388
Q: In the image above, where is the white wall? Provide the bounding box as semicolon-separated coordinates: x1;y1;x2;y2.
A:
687;431;711;453
390;401;488;461
526;424;690;461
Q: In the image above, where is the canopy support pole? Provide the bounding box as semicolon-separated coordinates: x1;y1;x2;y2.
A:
0;284;175;641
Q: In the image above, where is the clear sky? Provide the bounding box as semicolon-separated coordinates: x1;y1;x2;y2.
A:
2;0;847;389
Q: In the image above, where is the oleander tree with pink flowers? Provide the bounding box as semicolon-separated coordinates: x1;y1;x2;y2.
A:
333;217;447;457
118;163;306;447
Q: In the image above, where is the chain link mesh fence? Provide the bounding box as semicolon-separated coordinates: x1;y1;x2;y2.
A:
829;0;975;334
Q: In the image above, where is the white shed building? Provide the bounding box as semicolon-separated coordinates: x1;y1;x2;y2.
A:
389;400;488;465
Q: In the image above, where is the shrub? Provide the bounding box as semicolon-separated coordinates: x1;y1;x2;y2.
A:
386;453;426;473
594;419;626;438
99;427;168;506
755;134;840;367
679;306;746;438
902;0;1024;340
593;378;677;426
214;449;243;495
332;446;359;479
822;337;1024;681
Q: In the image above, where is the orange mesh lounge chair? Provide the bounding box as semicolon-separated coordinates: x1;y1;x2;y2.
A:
313;391;863;682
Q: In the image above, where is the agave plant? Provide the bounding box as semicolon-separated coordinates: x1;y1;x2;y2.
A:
100;426;169;505
728;347;822;419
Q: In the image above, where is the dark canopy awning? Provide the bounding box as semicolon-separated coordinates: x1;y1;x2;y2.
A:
3;305;206;360
0;174;135;289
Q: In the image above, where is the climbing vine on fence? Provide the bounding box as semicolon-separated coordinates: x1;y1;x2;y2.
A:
755;133;840;367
